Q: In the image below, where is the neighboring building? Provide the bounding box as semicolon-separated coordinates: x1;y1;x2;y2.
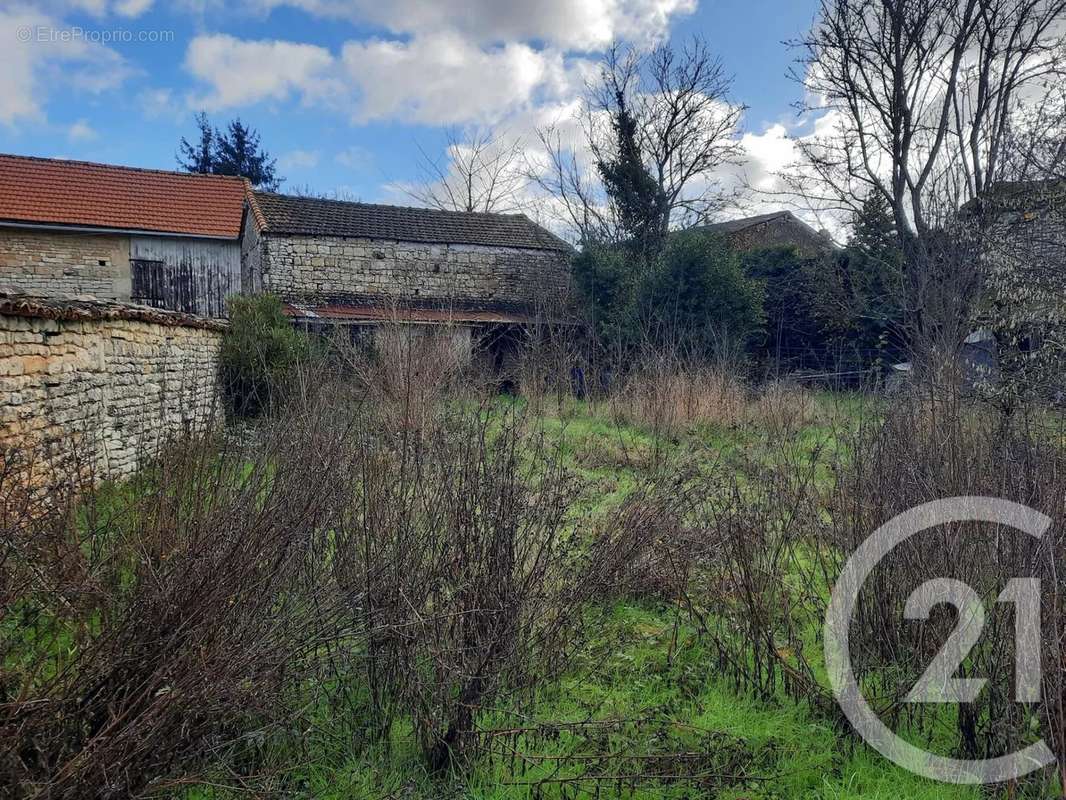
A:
968;180;1066;393
0;154;246;318
977;181;1066;320
696;210;835;257
241;191;573;355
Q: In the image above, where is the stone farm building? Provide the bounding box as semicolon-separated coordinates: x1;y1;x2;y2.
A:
241;190;573;354
0;154;573;361
0;154;247;317
697;210;834;257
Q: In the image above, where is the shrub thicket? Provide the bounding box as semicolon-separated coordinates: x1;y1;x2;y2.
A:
572;231;764;360
219;293;314;417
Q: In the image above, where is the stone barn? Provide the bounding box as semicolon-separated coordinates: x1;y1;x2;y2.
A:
0;154;247;318
241;191;573;362
696;210;835;256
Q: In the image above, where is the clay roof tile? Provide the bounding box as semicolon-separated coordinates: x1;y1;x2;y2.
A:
0;153;247;239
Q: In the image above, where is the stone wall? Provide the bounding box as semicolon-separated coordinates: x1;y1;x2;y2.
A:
0;293;223;484
726;217;832;257
984;202;1066;325
258;234;571;314
0;227;131;299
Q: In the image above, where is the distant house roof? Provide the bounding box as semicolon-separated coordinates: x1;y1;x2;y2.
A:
0;153;247;239
694;210;834;255
699;210;800;235
964;328;996;345
249;191;571;252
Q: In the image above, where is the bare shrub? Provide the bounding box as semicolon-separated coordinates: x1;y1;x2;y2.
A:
325;397;588;771
0;386;357;798
341;319;474;431
748;380;818;433
692;430;830;705
580;472;706;602
511;325;588;417
811;386;1066;791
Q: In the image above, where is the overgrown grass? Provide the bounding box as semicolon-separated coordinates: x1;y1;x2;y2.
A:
188;602;978;799
10;375;1056;799
176;392;987;799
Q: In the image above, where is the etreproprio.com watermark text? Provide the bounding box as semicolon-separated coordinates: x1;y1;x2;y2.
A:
16;26;175;44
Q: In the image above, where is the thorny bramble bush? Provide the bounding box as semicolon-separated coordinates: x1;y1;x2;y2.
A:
0;389;358;798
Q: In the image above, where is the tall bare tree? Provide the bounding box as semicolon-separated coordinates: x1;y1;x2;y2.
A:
528;120;617;245
785;0;1066;365
592;40;745;233
1002;85;1066;183
529;36;745;246
791;0;1065;235
404;127;529;214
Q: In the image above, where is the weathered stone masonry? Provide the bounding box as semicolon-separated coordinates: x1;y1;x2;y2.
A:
261;234;571;312
0;294;223;483
0;228;131;299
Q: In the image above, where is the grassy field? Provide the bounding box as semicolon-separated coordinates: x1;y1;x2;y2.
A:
181;391;991;800
10;376;1055;798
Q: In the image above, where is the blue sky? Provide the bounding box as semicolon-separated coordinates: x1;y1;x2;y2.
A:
0;0;820;205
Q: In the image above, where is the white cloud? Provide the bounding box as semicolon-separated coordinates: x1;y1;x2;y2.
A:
182;31;585;126
0;6;130;126
53;0;108;15
113;0;154;16
340;33;574;124
279;148;320;169
137;87;184;120
184;34;336;110
712;119;850;240
67;118;96;140
34;0;147;15
237;0;695;50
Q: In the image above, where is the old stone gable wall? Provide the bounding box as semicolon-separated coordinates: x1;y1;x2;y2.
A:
0;294;223;484
0;227;132;299
728;217;830;257
984;203;1066;322
259;234;571;313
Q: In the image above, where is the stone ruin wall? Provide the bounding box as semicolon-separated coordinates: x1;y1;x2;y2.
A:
0;294;223;486
260;234;572;315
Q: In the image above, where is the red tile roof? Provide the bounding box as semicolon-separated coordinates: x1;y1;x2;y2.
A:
0;153;247;239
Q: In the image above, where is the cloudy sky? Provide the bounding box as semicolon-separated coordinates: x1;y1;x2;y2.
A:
0;0;821;211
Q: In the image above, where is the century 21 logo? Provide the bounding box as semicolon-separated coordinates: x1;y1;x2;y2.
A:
824;497;1055;785
904;576;1040;705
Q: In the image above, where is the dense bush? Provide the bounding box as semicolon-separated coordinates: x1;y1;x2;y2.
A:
572;231;764;360
571;244;639;347
640;230;765;356
219;293;314;417
740;246;828;371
